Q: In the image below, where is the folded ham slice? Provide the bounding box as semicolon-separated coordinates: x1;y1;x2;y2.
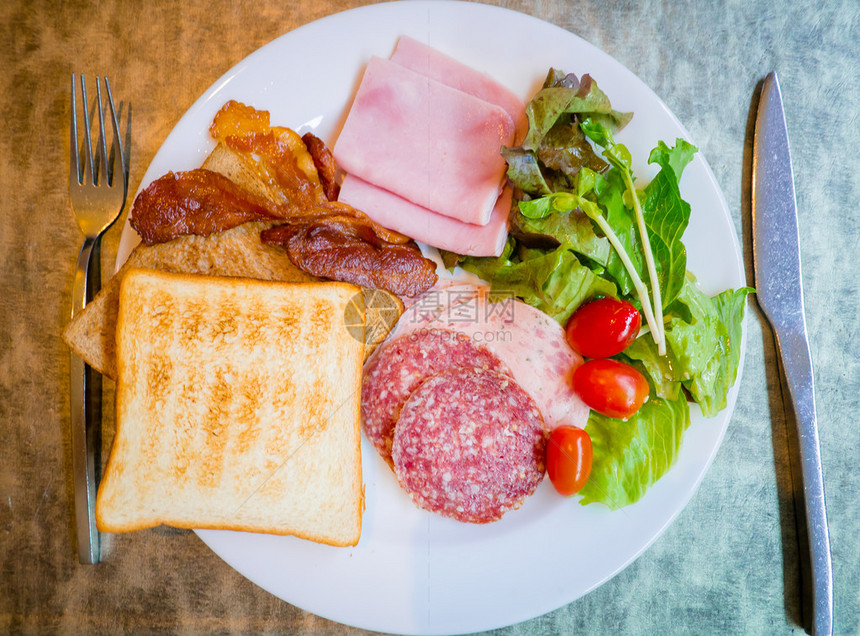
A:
389;36;527;141
333;57;515;227
338;174;510;257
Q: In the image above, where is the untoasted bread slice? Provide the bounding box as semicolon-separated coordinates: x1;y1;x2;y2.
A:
96;270;365;545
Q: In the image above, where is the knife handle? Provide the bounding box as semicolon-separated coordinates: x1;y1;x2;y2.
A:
775;328;833;635
70;235;102;564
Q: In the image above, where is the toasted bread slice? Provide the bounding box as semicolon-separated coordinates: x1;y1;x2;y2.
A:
96;270;365;545
62;221;318;379
202;143;300;204
62;142;403;378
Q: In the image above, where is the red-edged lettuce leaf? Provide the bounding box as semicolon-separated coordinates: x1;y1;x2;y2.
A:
502;70;632;197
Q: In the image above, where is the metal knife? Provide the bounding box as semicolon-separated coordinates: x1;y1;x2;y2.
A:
752;71;833;635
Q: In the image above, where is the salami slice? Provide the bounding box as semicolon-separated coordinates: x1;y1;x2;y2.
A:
392;367;546;524
360;329;509;467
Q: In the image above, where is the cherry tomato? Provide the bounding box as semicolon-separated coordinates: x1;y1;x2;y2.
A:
572;358;649;420
546;426;593;496
566;297;641;359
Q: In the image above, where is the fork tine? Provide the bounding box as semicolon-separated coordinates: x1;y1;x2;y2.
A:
69;74;79;186
79;75;95;186
120;99;132;189
95;77;108;187
103;77;124;189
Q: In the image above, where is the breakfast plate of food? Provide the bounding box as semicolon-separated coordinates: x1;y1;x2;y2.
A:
63;2;750;634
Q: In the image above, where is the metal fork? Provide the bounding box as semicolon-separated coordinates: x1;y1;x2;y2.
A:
69;74;129;564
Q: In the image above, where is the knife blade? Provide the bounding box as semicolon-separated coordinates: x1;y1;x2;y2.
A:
752;71;833;635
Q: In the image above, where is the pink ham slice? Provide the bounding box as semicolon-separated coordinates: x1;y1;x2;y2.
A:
389;36;527;141
333;56;515;227
338;174;511;257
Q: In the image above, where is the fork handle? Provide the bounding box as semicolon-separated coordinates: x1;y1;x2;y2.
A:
70;236;102;564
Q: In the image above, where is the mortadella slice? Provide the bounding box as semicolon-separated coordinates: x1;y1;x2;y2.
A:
389;36;527;141
427;292;590;430
366;283;492;358
333;57;515;227
338;174;511;257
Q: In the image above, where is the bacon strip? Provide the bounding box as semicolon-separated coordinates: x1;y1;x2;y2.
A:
130;169;284;245
129;101;438;297
302;132;340;201
260;224;437;298
130;168;410;248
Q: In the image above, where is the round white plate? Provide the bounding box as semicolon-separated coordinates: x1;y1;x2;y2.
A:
117;2;746;634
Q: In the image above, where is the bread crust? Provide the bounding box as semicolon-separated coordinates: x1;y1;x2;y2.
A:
96;270;365;546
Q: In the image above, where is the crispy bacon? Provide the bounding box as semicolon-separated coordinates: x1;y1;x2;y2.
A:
129;101;438;297
302;132;340;201
130;168;408;247
130;169;284;245
260;224;437;298
209;99;271;138
209;101;406;245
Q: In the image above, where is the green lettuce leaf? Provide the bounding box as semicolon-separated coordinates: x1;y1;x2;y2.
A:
580;120;695;311
622;335;682;400
451;244;616;325
522;70;632;151
665;278;753;416
641;140;697;308
500;146;555;195
579;393;691;509
590;167;643;297
622;276;753;414
512;203;611;267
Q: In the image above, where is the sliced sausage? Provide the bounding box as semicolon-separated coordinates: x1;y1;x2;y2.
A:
392;367;546;524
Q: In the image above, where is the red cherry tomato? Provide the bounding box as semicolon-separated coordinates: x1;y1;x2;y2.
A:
566;297;641;358
546;426;593;496
573;359;649;420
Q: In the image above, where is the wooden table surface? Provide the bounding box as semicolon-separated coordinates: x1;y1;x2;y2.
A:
2;0;858;634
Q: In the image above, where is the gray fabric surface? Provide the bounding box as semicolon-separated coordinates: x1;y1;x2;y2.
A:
1;0;857;633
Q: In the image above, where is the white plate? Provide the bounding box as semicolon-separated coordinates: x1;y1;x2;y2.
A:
116;2;746;634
